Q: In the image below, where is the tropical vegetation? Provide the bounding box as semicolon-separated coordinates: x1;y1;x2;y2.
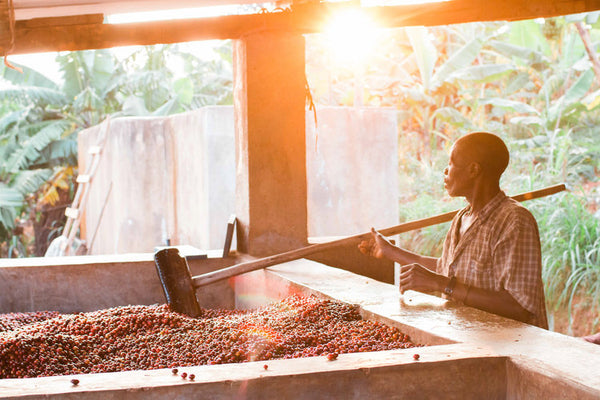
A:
0;42;232;257
307;13;600;334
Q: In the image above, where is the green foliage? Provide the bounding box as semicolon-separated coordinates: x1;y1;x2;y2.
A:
306;14;600;332
528;190;600;331
0;183;23;232
0;41;233;254
116;42;233;116
0;60;75;244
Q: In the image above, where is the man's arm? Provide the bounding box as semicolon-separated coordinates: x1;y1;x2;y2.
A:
399;263;533;324
358;228;438;271
444;278;533;323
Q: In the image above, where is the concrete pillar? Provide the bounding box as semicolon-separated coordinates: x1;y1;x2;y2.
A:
233;31;308;256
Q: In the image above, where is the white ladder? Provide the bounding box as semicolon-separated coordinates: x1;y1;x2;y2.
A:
60;117;111;256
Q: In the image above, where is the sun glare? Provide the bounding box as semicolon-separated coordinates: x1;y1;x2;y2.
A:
323;9;379;67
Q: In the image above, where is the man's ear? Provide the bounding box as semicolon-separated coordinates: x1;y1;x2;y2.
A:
468;161;482;177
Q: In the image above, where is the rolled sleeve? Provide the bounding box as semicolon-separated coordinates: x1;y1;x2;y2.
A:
494;210;543;316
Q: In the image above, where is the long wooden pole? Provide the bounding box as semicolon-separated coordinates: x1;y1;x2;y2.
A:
192;183;566;287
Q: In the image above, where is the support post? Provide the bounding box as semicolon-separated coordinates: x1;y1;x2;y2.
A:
233;30;308;256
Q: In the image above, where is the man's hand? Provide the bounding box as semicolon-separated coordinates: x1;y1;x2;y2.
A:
582;332;600;345
399;263;447;294
358;228;392;259
358;229;440;271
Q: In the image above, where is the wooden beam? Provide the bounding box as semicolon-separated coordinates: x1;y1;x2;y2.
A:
11;12;290;54
370;0;600;28
7;0;600;54
18;13;104;28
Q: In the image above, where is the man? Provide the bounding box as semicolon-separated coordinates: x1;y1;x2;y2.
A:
359;132;548;329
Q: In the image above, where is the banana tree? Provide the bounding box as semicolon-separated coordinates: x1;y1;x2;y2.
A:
117;42;233;116
0;62;73;252
484;18;600;188
0;43;234;256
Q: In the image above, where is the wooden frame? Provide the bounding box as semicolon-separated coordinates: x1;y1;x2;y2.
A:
7;0;600;54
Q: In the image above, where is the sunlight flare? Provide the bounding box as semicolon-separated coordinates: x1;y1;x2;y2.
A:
324;9;379;66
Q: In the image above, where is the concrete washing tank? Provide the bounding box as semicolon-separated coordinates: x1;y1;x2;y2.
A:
0;255;598;399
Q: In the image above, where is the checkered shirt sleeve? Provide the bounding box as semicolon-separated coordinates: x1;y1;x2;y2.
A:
437;193;548;328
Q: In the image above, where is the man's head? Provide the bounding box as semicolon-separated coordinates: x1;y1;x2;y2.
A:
444;132;509;197
454;132;509;178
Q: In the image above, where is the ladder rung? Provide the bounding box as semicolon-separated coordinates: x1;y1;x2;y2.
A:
65;207;80;219
88;146;101;155
76;175;90;184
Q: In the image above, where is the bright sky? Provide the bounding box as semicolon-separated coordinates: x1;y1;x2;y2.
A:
105;4;245;24
8;53;62;82
4;40;225;86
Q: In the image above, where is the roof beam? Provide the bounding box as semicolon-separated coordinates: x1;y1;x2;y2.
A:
13;0;259;21
7;0;600;54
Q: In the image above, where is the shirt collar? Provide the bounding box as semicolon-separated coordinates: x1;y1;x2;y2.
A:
465;190;507;222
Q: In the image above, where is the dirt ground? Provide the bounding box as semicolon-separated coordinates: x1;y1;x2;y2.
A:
549;294;599;337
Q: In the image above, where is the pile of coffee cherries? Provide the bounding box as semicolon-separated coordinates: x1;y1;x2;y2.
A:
0;295;418;378
0;311;60;333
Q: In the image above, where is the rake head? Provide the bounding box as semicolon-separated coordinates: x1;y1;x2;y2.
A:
154;248;202;317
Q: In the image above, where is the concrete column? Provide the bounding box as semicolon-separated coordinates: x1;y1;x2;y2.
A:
233;31;308;256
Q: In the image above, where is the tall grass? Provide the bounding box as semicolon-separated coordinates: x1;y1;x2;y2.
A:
528;190;600;332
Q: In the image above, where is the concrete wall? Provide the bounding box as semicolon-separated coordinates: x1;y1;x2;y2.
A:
170;108;236;250
79;107;235;254
305;107;399;283
306;107;398;237
0;252;237;314
79;107;398;261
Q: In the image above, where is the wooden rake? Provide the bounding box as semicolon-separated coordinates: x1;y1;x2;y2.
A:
154;183;566;317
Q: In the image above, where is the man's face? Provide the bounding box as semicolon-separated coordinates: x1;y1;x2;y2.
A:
443;144;473;197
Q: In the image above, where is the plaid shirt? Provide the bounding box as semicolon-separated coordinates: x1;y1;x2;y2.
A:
437;191;548;329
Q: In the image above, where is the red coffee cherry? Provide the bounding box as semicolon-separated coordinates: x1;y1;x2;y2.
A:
0;295;418;379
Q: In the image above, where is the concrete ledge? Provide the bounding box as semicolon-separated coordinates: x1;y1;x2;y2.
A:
507;357;600;400
266;260;600;396
0;345;504;399
0;251;238;313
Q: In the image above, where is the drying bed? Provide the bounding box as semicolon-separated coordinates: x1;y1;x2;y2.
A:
0;257;599;399
0;295;419;378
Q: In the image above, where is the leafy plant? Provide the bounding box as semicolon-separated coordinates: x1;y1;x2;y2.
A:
0;61;74;250
528;190;600;332
0;41;234;256
306;13;600;333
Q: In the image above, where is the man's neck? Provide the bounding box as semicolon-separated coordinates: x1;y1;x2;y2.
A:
465;181;501;214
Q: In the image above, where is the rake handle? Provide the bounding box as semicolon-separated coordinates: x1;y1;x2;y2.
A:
192;183;566;287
